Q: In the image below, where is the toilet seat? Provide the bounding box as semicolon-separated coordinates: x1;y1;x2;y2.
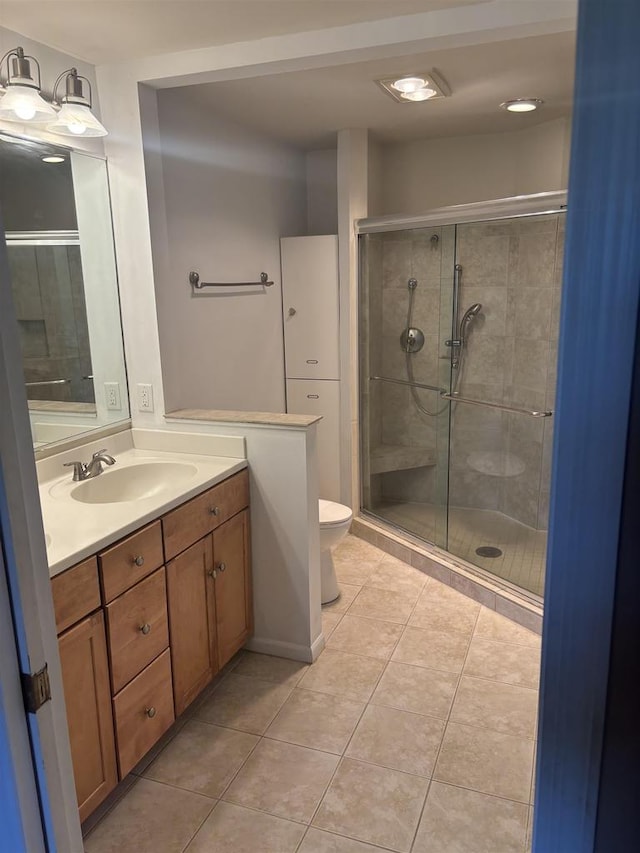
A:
319;499;352;527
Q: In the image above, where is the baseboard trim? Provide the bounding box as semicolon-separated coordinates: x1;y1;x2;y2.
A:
245;633;326;663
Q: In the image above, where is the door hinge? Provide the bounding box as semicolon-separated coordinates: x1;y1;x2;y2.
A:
21;663;52;714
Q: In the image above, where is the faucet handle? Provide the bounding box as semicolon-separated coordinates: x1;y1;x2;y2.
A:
63;461;87;481
92;448;109;459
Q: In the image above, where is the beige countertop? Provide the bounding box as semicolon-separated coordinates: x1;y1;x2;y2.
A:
166;408;322;428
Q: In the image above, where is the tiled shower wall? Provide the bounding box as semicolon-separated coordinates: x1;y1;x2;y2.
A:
362;212;564;533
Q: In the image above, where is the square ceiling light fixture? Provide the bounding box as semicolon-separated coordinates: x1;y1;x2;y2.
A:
376;69;451;104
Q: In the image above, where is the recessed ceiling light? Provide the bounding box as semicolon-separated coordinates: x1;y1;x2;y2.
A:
42;155;65;163
391;76;427;94
376;69;450;104
500;98;544;113
401;88;438;102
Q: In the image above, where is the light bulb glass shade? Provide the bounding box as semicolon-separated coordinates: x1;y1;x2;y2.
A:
501;98;543;113
0;84;56;122
391;76;427;94
401;87;437;102
48;103;107;137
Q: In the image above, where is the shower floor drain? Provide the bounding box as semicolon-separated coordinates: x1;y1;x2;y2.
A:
475;546;503;558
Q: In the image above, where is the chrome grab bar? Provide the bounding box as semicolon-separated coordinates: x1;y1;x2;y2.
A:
440;392;553;418
189;271;274;289
25;378;71;387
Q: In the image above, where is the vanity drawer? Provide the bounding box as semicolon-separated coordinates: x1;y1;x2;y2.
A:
52;557;101;634
162;469;249;560
113;649;174;778
106;568;169;694
99;521;164;603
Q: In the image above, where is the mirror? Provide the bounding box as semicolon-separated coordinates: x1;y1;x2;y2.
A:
0;133;129;451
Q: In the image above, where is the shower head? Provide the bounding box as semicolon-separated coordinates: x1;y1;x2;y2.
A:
459;302;483;347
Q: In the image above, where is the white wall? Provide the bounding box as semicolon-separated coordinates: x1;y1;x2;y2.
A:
380;117;571;214
305;149;338;234
148;88;308;413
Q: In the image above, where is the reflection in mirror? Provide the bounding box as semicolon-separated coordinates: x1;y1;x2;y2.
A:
0;132;129;450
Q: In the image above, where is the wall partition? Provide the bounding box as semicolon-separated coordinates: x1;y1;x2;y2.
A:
359;193;566;600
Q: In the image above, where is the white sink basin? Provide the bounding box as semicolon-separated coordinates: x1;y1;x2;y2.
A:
69;462;198;504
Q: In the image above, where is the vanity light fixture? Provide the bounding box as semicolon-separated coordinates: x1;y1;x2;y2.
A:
500;98;544;113
42;155;65;163
376;70;450;104
48;68;108;137
0;47;57;123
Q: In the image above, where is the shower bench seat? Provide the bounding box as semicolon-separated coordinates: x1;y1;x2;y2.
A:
370;444;436;475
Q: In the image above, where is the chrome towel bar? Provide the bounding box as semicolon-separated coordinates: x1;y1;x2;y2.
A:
441;392;553;418
189;271;274;289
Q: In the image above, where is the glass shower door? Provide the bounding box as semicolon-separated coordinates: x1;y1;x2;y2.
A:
359;226;456;549
445;214;564;596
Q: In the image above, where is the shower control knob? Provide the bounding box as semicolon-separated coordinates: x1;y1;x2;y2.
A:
288;307;296;316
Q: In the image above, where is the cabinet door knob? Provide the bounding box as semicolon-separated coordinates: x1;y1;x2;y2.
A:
288;307;296;316
133;555;145;567
207;568;216;578
217;562;226;572
209;506;220;516
139;623;151;635
145;707;156;719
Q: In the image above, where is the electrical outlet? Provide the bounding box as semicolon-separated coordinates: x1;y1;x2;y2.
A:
104;382;122;410
137;383;154;412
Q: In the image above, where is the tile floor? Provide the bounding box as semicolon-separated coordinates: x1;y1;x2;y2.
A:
84;534;541;853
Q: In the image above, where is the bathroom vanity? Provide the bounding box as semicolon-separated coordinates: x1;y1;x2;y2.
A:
48;465;251;821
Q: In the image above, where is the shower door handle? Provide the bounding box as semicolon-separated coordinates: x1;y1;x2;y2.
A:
440;392;553;418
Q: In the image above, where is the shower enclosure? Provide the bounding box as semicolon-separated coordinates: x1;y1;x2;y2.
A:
359;193;565;600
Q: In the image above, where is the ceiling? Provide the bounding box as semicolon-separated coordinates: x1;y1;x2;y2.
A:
166;31;576;148
0;0;490;65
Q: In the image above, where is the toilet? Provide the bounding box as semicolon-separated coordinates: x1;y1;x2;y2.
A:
319;499;353;604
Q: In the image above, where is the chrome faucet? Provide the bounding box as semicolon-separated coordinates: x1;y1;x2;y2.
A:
64;449;116;482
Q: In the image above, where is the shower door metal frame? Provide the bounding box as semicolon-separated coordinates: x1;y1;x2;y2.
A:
356;190;568;605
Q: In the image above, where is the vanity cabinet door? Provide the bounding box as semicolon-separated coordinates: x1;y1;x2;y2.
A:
58;611;118;822
166;536;218;715
214;510;253;669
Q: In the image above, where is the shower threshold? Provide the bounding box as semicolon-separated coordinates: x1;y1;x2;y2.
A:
352;511;543;634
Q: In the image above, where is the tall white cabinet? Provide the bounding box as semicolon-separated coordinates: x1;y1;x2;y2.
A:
281;235;341;501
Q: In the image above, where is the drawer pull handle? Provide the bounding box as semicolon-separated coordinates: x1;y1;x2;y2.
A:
306;359;319;364
145;707;156;719
209;506;220;516
217;562;227;572
307;394;319;399
133;555;145;567
139;623;151;635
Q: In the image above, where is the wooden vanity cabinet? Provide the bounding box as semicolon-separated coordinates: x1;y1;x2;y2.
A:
53;558;118;823
51;468;252;821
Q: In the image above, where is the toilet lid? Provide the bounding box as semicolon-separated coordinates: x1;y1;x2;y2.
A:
319;499;353;526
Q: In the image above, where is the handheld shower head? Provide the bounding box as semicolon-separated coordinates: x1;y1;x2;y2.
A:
459;303;483;347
